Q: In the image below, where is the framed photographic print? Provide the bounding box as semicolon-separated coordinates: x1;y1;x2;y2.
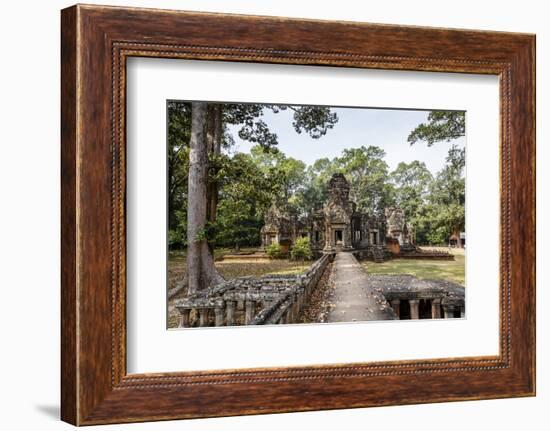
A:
61;4;535;425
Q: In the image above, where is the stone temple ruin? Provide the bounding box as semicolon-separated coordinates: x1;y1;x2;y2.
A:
260;173;432;262
173;253;465;328
172;173;463;328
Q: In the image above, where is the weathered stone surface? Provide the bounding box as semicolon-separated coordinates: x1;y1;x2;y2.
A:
366;274;465;317
257;173;450;260
328;252;397;322
175;253;334;327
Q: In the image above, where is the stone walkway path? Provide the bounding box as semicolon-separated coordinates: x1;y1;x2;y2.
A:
327;252;396;322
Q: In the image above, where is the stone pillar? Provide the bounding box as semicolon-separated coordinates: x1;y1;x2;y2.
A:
293;293;301;317
296;292;304;312
285;307;293;324
324;226;332;250
409;299;420;320
343;227;349;248
391;299;400;318
245;300;256;324
214;306;225;326
285;299;293;323
225;301;236;326
178;309;191;328
347;227;353;249
431;298;442;319
198;308;209;327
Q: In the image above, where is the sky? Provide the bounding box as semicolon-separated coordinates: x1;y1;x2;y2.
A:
226;106;466;175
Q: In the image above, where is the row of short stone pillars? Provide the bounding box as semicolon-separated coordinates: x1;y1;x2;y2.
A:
178;300;239;328
177;294;305;328
389;298;464;320
179;295;461;326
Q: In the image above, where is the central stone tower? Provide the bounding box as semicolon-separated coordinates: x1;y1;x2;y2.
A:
323;173;354;251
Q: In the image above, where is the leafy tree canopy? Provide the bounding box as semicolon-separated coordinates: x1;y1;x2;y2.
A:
391;160;433;222
168;105;467;251
333;146;394;215
407;111;465;146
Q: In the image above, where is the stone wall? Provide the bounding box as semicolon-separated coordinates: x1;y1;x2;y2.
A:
174;253;334;327
369;274;465;319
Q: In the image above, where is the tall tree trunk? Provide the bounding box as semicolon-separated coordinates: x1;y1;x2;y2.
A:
185;102;224;295
206;104;222;255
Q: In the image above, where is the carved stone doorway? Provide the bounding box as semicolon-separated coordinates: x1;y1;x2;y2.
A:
334;229;343;244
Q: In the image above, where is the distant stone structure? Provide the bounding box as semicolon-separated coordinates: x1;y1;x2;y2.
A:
385;207;417;254
173;177;461;328
260;173;418;260
260;204;306;255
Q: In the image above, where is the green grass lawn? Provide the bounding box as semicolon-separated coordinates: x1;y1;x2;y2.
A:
364;251;465;285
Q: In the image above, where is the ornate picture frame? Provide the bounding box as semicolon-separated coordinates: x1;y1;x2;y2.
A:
61;4;535;425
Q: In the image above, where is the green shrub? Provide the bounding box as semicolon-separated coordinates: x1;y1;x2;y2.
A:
290;237;312;261
266;243;283;259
